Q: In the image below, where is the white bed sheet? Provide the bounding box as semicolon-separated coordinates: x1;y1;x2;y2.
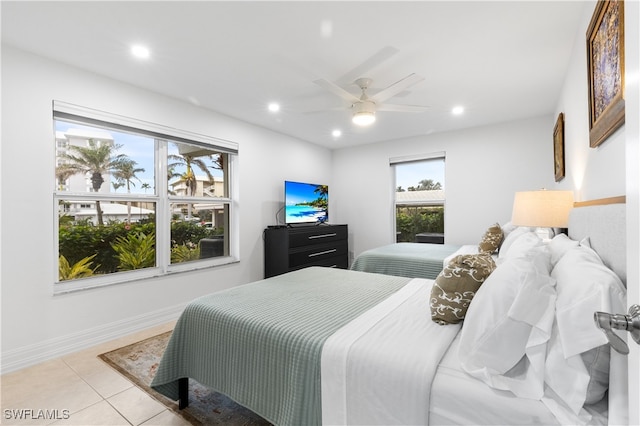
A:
321;278;461;425
429;333;608;425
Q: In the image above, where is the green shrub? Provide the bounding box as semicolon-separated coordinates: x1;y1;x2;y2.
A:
396;206;444;242
59;254;99;281
171;243;200;263
59;220;219;277
110;231;156;271
171;221;217;246
59;222;155;274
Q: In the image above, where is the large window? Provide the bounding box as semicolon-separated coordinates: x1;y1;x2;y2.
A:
391;154;445;243
53;102;238;293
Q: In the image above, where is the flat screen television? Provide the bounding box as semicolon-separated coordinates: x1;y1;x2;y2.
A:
285;180;329;225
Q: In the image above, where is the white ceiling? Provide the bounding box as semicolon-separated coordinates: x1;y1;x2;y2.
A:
1;1;587;149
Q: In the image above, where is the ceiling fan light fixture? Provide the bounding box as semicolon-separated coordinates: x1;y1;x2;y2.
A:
352;111;376;126
352;101;376;126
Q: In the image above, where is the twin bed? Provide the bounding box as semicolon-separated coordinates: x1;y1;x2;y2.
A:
151;199;628;425
349;242;463;279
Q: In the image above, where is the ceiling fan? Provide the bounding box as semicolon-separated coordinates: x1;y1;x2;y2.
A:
313;73;429;126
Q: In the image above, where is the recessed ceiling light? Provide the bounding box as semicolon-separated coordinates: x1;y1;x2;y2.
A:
332;129;342;138
452;106;464;115
131;44;150;59
321;19;333;38
268;103;280;112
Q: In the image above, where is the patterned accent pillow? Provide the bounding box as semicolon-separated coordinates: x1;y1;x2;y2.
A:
430;253;497;325
478;223;504;254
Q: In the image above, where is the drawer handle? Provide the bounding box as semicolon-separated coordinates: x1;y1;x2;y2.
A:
308;249;337;257
308;233;337;239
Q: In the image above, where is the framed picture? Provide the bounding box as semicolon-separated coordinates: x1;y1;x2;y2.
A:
553;113;565;182
586;0;625;148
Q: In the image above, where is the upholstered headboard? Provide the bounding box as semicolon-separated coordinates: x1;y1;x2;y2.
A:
567;197;626;285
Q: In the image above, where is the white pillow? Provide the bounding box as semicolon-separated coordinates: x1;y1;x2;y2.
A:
497;230;551;273
458;249;556;399
498;226;530;258
544;245;626;414
500;221;518;240
547;233;579;267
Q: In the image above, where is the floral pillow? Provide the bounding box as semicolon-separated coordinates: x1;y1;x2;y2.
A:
430;253;497;325
478;223;504;254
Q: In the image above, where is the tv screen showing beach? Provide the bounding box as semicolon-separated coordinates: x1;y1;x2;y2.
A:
285;181;328;224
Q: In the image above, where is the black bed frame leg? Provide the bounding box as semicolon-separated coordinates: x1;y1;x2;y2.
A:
178;377;189;409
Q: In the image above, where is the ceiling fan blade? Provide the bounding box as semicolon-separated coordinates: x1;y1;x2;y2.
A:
301;106;345;115
371;73;425;103
378;104;430;113
336;45;400;85
313;78;360;103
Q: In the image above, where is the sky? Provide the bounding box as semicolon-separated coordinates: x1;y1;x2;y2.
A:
394;159;445;191
56;120;443;195
55;121;222;195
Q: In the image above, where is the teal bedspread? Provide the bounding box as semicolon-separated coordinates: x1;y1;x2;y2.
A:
150;267;411;426
350;242;462;279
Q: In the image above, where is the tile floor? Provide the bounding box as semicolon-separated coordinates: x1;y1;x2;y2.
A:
0;321;190;426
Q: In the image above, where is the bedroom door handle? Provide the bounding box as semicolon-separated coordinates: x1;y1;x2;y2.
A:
594;304;640;354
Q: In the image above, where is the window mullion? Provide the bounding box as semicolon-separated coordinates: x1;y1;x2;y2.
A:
156;139;169;273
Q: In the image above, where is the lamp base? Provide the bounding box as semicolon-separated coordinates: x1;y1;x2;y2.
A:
535;227;554;242
535;227;568;242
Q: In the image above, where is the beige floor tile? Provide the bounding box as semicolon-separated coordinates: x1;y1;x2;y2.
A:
1;360;102;416
48;401;129;426
1;322;178;426
61;355;133;399
140;410;191;426
107;386;165;426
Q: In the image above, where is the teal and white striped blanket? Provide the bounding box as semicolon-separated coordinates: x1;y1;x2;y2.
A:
350;242;462;279
150;267;412;425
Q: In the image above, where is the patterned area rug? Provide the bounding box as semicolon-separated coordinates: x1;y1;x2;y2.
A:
98;331;271;425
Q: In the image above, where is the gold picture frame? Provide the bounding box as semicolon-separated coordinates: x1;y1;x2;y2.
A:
586;0;625;148
553;113;565;182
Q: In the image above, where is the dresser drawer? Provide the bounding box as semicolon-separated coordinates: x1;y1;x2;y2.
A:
288;225;348;248
264;224;348;278
289;241;348;268
289;254;349;271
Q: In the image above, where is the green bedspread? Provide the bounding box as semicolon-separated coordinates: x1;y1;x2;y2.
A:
350;242;462;279
150;267;411;426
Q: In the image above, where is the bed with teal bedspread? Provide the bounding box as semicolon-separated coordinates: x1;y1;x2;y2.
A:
150;267;411;426
349;242;462;279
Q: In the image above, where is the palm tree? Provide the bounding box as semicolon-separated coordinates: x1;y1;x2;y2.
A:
56;139;127;225
168;154;214;196
416;179;442;191
141;183;151;193
112;182;124;192
168;152;214;218
113;159;145;223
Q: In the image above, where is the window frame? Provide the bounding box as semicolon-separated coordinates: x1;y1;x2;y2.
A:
53;101;239;294
390;152;446;243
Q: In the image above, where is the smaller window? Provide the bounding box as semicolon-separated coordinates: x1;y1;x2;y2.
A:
392;155;445;243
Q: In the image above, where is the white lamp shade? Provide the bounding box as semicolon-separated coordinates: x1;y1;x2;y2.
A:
511;190;574;228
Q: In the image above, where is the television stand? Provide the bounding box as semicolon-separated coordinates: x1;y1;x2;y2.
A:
263;224;348;278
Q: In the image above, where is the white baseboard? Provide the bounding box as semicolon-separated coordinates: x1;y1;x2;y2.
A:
1;303;186;374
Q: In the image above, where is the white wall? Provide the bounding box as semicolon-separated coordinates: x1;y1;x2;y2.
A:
552;1;626;202
623;1;640;424
0;46;332;372
332;116;560;256
553;2;638;422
